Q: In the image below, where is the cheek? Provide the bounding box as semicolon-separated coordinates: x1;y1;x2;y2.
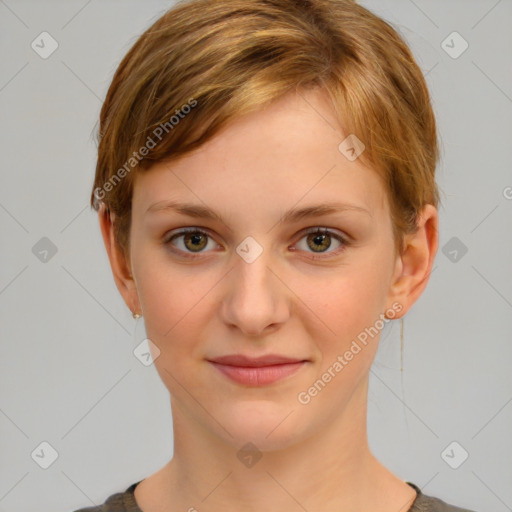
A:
300;257;391;328
134;253;220;372
291;251;394;368
137;269;211;393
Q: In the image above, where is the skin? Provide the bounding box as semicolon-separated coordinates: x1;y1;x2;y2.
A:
99;87;438;512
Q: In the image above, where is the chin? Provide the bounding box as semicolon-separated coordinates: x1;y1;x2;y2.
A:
214;400;308;452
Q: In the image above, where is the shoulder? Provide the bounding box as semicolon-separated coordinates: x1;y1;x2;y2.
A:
71;482;141;512
407;482;480;512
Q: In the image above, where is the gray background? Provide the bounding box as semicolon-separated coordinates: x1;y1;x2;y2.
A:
1;1;511;511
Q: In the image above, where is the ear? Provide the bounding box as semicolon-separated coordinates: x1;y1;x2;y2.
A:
385;204;439;319
98;203;141;316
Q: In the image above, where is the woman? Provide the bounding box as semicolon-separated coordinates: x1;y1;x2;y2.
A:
77;0;478;510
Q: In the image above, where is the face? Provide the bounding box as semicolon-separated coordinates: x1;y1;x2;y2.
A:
120;88;411;450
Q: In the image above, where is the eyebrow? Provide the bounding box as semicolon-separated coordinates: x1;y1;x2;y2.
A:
145;200;372;224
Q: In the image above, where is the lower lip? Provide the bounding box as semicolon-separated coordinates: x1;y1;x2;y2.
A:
209;361;307;386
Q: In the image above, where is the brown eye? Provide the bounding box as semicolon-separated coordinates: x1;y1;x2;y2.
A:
165;228;216;257
295;228;348;259
182;231;208;252
306;230;332;252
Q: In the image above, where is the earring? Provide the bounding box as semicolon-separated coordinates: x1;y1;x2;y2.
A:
132;310;149;350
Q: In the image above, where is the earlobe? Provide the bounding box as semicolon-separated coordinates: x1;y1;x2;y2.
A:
98;203;141;315
386;204;439;318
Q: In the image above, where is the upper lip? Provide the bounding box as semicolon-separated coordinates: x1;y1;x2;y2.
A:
208;354;307;367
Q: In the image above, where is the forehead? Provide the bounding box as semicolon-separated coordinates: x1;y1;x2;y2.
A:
133;88;389;223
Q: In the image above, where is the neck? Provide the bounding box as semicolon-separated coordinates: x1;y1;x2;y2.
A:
136;376;416;512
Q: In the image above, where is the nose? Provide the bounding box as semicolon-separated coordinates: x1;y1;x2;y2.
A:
220;249;290;338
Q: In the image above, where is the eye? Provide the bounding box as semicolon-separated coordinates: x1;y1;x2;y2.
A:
164;228;219;258
293;227;348;259
163;226;349;260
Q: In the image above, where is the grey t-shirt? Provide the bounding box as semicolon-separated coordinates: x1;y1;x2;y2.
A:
72;481;478;511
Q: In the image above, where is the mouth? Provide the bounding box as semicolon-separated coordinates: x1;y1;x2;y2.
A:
207;354;309;386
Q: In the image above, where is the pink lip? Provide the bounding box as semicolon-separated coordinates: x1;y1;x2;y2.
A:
209;354;306;367
207;354;308;386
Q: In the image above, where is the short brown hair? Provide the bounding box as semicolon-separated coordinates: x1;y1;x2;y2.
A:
90;0;441;260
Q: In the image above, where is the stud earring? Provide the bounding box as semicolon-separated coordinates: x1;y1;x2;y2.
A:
132;311;142;319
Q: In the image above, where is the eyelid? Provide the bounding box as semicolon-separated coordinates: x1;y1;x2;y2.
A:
163;226;219;250
297;226;349;242
293;226;349;259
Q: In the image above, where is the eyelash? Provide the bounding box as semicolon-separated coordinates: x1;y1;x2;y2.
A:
163;227;350;260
